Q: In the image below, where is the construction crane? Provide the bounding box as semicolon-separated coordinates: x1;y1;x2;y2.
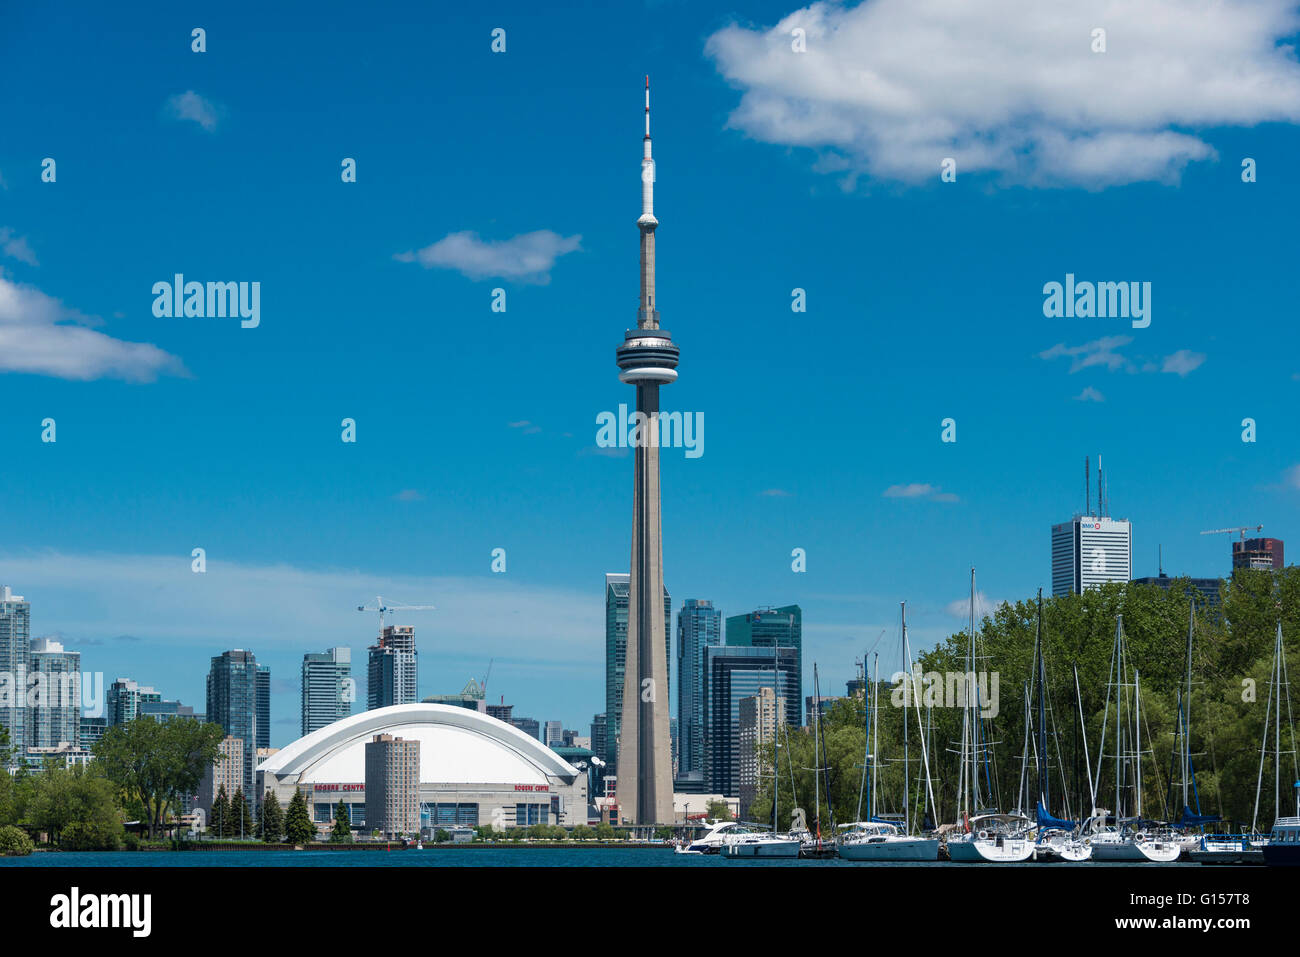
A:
356;595;436;637
480;658;494;698
1200;525;1263;541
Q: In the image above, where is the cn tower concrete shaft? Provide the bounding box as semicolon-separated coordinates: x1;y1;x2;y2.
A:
615;77;677;825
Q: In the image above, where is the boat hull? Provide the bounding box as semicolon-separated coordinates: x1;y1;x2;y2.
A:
836;837;940;862
721;840;802;859
946;837;1035;863
1091;839;1181;862
1263;845;1300;866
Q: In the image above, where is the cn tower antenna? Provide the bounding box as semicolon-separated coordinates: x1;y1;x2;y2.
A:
645;75;650;137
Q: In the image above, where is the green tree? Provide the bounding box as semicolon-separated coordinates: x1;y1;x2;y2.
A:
211;785;230;838
259;791;284;843
0;824;34;856
21;764;124;849
230;789;254;839
94;717;225;839
571;824;595;840
433;828;451;843
594;822;615;840
284;789;315;844
330;800;352;843
705;799;732;821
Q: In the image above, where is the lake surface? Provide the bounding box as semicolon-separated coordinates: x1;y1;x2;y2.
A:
0;848;1210;867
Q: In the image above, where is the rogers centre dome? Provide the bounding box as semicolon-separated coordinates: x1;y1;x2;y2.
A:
257;703;586;834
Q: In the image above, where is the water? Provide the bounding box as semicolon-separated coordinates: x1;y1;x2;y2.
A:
0;847;1206;867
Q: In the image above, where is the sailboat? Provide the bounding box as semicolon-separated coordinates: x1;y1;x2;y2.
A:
1083;615;1180;862
1022;590;1091;862
722;657;801;859
946;568;1036;863
837;603;941;861
1255;621;1300;867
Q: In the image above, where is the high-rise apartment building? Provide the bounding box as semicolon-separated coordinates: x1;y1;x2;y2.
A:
703;645;797;798
368;625;417;710
1233;537;1284;571
301;647;353;736
737;686;784;818
1051;516;1132;596
197;735;247;824
676;598;721;778
603;573;671;773
725;606;803;727
0;586;31;750
365;733;421;839
107;678;162;726
206;650;264;800
28;637;80;748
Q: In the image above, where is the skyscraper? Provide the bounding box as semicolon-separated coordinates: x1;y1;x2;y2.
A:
1051;516;1133;596
107;678;162;726
603;573;671;774
206;650;263;799
301;647;353;736
1233;537;1284;571
613;78;680;825
256;665;270;750
676;598;721;778
703;645;797;798
725;606;803;728
368;625;417;710
365;734;421;840
0;586;31;750
737;686;784;818
28;638;81;749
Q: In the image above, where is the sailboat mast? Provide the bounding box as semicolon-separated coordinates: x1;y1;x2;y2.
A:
1036;590;1048;812
1134;670;1143;821
902;601;910;835
871;652;879;821
1115;616;1124;819
1182;601;1194;810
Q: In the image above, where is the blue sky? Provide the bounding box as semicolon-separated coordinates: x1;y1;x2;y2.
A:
1;0;1298;746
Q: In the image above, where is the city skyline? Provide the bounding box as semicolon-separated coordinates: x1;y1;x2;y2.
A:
2;0;1299;746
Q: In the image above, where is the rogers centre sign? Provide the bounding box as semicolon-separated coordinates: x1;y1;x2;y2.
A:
312;784;365;792
513;785;550;792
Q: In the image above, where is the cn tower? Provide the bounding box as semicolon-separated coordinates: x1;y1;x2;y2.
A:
615;76;678;825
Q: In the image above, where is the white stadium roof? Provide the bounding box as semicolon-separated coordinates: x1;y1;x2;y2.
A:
258;703;579;786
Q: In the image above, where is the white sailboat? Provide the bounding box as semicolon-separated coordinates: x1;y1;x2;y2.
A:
945;568;1036;863
1084;615;1180;862
837;603;940;862
1022;591;1091;862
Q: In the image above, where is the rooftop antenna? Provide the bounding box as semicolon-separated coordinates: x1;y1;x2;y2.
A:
1097;454;1105;518
1085;456;1090;515
1159;544;1164;577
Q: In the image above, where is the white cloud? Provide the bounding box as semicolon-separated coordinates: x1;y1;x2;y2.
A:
1074;385;1105;402
945;591;1008;618
392;489;425;502
1040;336;1203;378
0;276;186;382
705;0;1300;187
1161;349;1206;377
0;227;37;265
883;483;958;502
395;230;581;284
761;488;793;497
1284;464;1300;490
164;91;220;131
0;550;603;664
